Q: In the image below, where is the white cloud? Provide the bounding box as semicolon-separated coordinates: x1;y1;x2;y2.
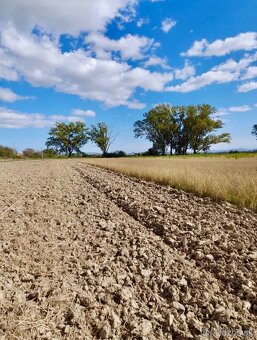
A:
182;32;257;57
161;18;176;33
0;47;19;80
238;81;257;92
0;26;173;108
0;87;29;102
67;116;85;123
215;104;254;117
166;53;257;93
0;107;85;128
241;66;257;80
215;108;230;117
228;105;251;112
0;107;59;128
127;101;146;109
0;0;138;36
71;109;96;117
144;56;171;70
174;61;195;80
85;33;155;60
136;17;150;28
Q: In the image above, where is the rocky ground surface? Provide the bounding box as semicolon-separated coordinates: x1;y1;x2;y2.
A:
0;159;257;339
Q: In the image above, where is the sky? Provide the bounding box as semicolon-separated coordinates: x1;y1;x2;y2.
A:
0;0;257;153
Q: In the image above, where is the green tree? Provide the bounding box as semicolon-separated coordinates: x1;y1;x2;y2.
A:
187;104;230;154
23;148;42;158
46;122;89;157
134;104;231;155
134;104;176;155
42;148;58;158
0;145;16;158
252;124;257;140
90;122;114;156
200;133;231;153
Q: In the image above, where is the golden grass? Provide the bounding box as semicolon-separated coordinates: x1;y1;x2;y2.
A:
84;156;257;212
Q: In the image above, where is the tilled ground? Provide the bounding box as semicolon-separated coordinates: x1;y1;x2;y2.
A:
0;160;257;340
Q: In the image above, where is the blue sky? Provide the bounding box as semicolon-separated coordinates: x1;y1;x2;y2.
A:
0;0;257;153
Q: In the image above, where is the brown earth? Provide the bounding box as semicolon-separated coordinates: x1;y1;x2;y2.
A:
0;159;257;339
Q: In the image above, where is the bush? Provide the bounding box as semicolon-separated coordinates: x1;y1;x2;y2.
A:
0;145;17;158
105;150;126;158
144;148;160;156
23;148;42;158
43;148;58;158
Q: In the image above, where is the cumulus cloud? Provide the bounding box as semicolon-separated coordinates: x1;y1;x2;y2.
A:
241;66;257;80
238;81;257;92
166;53;257;92
174;61;195;80
182;32;257;57
0;47;19;81
85;33;155;60
0;107;62;128
136;17;150;28
127;101;146;109
215;105;253;118
161;18;176;33
0;0;138;36
0;26;173;107
0;107;86;128
144;56;171;70
0;87;29;102
215;108;230;117
228;105;251;112
71;109;96;117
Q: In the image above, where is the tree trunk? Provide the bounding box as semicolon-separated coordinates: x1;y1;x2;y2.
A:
161;144;166;156
68;148;73;157
170;142;173;155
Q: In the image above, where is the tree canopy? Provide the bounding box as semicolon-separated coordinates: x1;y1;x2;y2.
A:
252;124;257;140
90;122;114;156
134;104;231;155
46;122;89;157
0;145;16;158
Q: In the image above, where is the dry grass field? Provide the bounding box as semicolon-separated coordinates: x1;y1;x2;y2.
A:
85;155;257;212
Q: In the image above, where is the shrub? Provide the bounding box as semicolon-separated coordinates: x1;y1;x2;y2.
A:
23;148;42;158
43;148;58;158
105;150;126;158
0;145;17;158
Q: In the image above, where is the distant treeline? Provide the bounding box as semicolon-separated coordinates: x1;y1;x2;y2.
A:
1;104;256;158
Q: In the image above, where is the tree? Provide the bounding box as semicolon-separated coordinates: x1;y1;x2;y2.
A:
134;104;231;155
23;148;41;158
187;104;229;154
252;124;257;139
134;104;176;156
43;148;58;158
200;133;231;153
46;122;89;157
0;145;16;158
90;122;114;156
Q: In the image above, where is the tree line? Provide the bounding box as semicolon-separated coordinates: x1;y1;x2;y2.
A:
134;104;231;155
46;121;114;157
1;103;257;158
45;104;232;156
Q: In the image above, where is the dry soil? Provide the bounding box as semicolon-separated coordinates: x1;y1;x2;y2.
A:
0;160;257;339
